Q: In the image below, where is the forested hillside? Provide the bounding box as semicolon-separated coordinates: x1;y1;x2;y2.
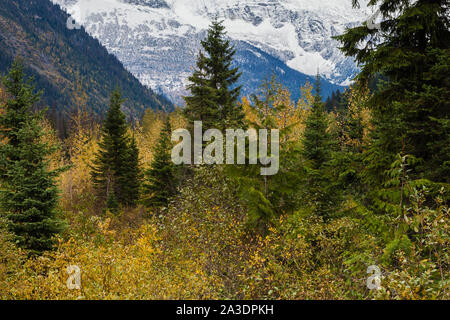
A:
0;0;172;116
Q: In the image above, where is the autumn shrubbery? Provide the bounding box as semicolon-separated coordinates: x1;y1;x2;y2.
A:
1;79;448;300
1;78;448;300
1;163;447;300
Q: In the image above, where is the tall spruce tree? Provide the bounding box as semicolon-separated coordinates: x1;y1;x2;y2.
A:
335;0;450;184
143;118;177;208
121;135;141;207
301;75;341;218
301;75;333;169
0;61;64;254
91;89;140;209
184;18;244;131
183;52;219;131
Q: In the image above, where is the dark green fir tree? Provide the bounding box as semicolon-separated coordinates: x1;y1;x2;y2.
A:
91;89;140;209
143;118;177;208
301;74;341;218
183;52;219;131
301;75;333;169
335;0;450;184
184;18;244;131
120;135;142;207
0;61;65;254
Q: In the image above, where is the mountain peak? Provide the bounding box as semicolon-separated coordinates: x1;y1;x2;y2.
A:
52;0;371;103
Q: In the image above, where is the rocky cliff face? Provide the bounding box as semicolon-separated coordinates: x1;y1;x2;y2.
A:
52;0;371;104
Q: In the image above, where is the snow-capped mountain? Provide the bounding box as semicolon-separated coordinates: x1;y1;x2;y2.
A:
52;0;371;104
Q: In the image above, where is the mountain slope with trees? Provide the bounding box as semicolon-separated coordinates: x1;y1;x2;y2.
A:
0;0;173;116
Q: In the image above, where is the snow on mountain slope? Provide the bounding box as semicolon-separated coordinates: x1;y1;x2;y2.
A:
52;0;371;104
164;0;369;78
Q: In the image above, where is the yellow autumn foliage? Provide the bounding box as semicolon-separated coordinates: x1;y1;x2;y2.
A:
0;80;447;301
241;80;314;145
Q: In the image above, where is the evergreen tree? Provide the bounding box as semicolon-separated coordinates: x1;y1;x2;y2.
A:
143;118;177;208
0;61;64;254
183;52;219;131
184;18;244;131
231;78;278;230
301;74;341;218
120;135;141;207
91;89;140;209
230;77;303;231
335;0;450;184
301;75;333;169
